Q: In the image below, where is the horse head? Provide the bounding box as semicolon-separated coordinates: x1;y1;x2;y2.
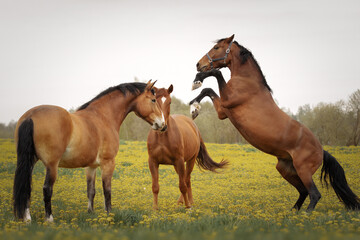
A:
154;84;173;132
196;34;234;72
134;80;167;131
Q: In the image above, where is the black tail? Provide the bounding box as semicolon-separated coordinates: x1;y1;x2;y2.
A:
13;118;36;219
321;150;360;210
196;139;229;172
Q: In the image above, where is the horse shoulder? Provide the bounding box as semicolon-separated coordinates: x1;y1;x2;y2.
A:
218;77;254;109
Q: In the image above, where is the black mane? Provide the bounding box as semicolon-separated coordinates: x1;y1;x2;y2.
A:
77;82;147;111
217;39;272;93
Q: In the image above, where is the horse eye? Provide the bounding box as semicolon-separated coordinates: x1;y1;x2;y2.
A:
152;99;156;103
214;46;219;50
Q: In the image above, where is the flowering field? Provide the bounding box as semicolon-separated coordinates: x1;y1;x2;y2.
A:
0;138;359;240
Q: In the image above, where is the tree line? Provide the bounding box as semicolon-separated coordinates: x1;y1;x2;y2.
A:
1;89;359;146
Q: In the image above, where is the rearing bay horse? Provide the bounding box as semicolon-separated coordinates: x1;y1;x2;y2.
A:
190;34;360;211
147;85;228;210
13;81;166;222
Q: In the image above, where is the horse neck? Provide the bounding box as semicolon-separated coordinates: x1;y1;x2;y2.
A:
84;92;135;131
228;49;265;89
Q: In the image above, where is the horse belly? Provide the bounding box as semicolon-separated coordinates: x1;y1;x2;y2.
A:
173;116;200;162
182;138;200;162
227;108;293;158
59;147;99;168
58;116;101;168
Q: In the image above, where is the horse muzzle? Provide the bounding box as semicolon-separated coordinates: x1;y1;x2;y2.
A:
152;116;166;131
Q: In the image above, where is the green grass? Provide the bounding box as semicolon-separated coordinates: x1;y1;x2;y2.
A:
0;139;359;240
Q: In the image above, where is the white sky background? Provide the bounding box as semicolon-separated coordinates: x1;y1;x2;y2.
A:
0;0;359;123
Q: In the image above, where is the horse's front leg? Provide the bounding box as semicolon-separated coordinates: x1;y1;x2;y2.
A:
101;160;115;213
192;69;227;91
193;69;243;109
189;88;228;120
148;158;160;210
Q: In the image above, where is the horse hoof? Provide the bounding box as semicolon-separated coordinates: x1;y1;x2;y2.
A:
190;102;201;119
192;81;202;90
45;215;54;223
23;208;32;223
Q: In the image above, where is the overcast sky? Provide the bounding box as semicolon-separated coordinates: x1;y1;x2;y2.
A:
0;0;359;123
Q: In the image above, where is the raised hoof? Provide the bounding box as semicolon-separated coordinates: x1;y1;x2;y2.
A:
190;102;201;119
192;81;202;90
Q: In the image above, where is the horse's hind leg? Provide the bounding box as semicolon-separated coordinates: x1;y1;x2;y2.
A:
174;160;191;208
184;158;196;205
101;160;115;213
86;167;97;213
177;159;195;205
276;158;308;210
293;156;322;211
43;163;58;222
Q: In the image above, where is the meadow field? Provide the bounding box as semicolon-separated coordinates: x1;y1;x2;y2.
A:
0;138;359;240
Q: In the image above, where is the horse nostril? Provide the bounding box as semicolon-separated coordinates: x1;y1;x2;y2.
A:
196;62;199;68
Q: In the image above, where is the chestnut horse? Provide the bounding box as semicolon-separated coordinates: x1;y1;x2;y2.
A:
190;35;360;211
13;81;166;222
147;85;228;210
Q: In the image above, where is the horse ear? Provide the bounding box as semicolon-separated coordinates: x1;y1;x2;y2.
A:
168;84;173;94
227;34;235;43
145;80;152;90
146;80;157;91
150;80;157;89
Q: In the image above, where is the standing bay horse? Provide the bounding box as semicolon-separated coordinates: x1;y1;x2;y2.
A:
147;85;228;210
190;34;360;211
13;81;167;222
